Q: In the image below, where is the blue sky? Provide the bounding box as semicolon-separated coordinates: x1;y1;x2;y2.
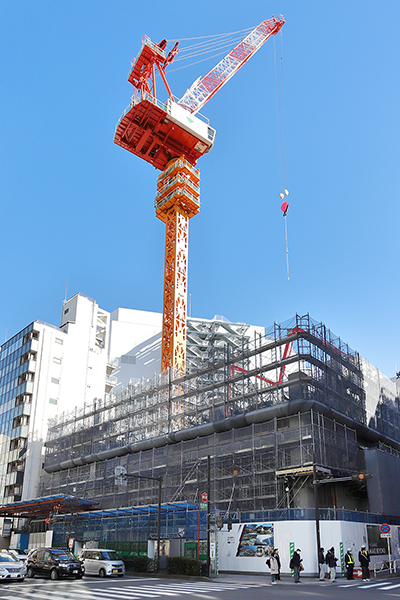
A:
1;1;399;377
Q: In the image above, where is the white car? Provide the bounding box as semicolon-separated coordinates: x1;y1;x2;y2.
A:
0;551;27;581
79;549;125;577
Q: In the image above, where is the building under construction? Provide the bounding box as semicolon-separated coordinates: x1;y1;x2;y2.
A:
37;314;400;544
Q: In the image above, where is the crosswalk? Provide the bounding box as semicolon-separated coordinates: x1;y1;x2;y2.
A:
338;580;400;591
0;579;268;600
2;578;400;599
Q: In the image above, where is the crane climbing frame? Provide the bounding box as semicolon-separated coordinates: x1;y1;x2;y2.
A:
114;15;285;375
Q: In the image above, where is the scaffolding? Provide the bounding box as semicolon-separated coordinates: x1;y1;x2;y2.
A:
39;314;382;517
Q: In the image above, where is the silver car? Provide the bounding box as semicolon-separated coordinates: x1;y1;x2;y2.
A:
79;549;125;577
0;551;27;581
7;549;29;563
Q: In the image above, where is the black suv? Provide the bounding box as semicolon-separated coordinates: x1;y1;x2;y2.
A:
26;548;84;580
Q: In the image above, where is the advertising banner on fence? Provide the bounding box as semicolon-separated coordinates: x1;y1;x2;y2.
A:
236;523;274;557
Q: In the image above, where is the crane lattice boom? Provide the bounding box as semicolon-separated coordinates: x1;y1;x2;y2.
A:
178;15;285;115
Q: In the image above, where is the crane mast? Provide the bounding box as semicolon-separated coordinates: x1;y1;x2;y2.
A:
114;16;285;376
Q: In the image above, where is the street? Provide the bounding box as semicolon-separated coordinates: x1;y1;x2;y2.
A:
1;575;400;600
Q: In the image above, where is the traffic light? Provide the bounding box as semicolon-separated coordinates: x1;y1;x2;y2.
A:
227;516;232;531
216;514;223;530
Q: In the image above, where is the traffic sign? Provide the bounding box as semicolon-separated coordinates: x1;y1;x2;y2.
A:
200;491;208;503
210;542;216;559
380;533;391;538
380;523;391;534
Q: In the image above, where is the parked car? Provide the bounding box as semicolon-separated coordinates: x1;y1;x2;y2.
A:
79;549;125;577
0;551;27;581
7;549;29;562
26;548;84;580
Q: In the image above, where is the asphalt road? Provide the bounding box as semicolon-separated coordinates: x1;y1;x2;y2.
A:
1;575;400;600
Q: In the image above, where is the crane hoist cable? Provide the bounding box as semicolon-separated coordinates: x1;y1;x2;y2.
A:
274;32;290;280
280;30;288;191
274;36;283;193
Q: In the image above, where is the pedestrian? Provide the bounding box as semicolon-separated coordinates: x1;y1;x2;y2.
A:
325;547;338;582
290;548;303;583
275;548;281;580
359;544;370;581
268;549;280;584
318;547;326;580
345;548;355;580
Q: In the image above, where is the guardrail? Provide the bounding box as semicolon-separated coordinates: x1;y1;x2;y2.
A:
373;559;398;576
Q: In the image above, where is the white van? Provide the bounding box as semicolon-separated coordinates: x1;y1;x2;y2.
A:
79;549;125;577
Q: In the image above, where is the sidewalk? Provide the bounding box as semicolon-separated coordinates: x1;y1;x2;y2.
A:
212;571;400;584
126;570;400;585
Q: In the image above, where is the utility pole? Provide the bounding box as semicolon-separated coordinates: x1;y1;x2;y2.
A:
157;476;162;571
313;454;321;558
311;412;321;566
207;455;210;578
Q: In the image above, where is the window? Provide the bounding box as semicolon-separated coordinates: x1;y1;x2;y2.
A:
49;398;58;405
55;338;63;345
64;308;69;315
51;378;59;385
53;357;61;364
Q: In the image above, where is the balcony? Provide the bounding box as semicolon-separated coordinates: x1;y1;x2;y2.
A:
14;403;32;418
16;381;34;397
20;360;36;374
10;425;29;439
105;376;117;395
4;470;24;487
106;359;118;377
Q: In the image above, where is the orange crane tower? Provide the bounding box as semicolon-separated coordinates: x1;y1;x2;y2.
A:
114;15;285;375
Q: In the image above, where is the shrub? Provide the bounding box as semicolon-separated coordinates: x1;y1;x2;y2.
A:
166;556;200;576
127;556;154;572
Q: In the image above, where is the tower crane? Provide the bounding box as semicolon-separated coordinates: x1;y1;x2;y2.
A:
114;15;285;376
